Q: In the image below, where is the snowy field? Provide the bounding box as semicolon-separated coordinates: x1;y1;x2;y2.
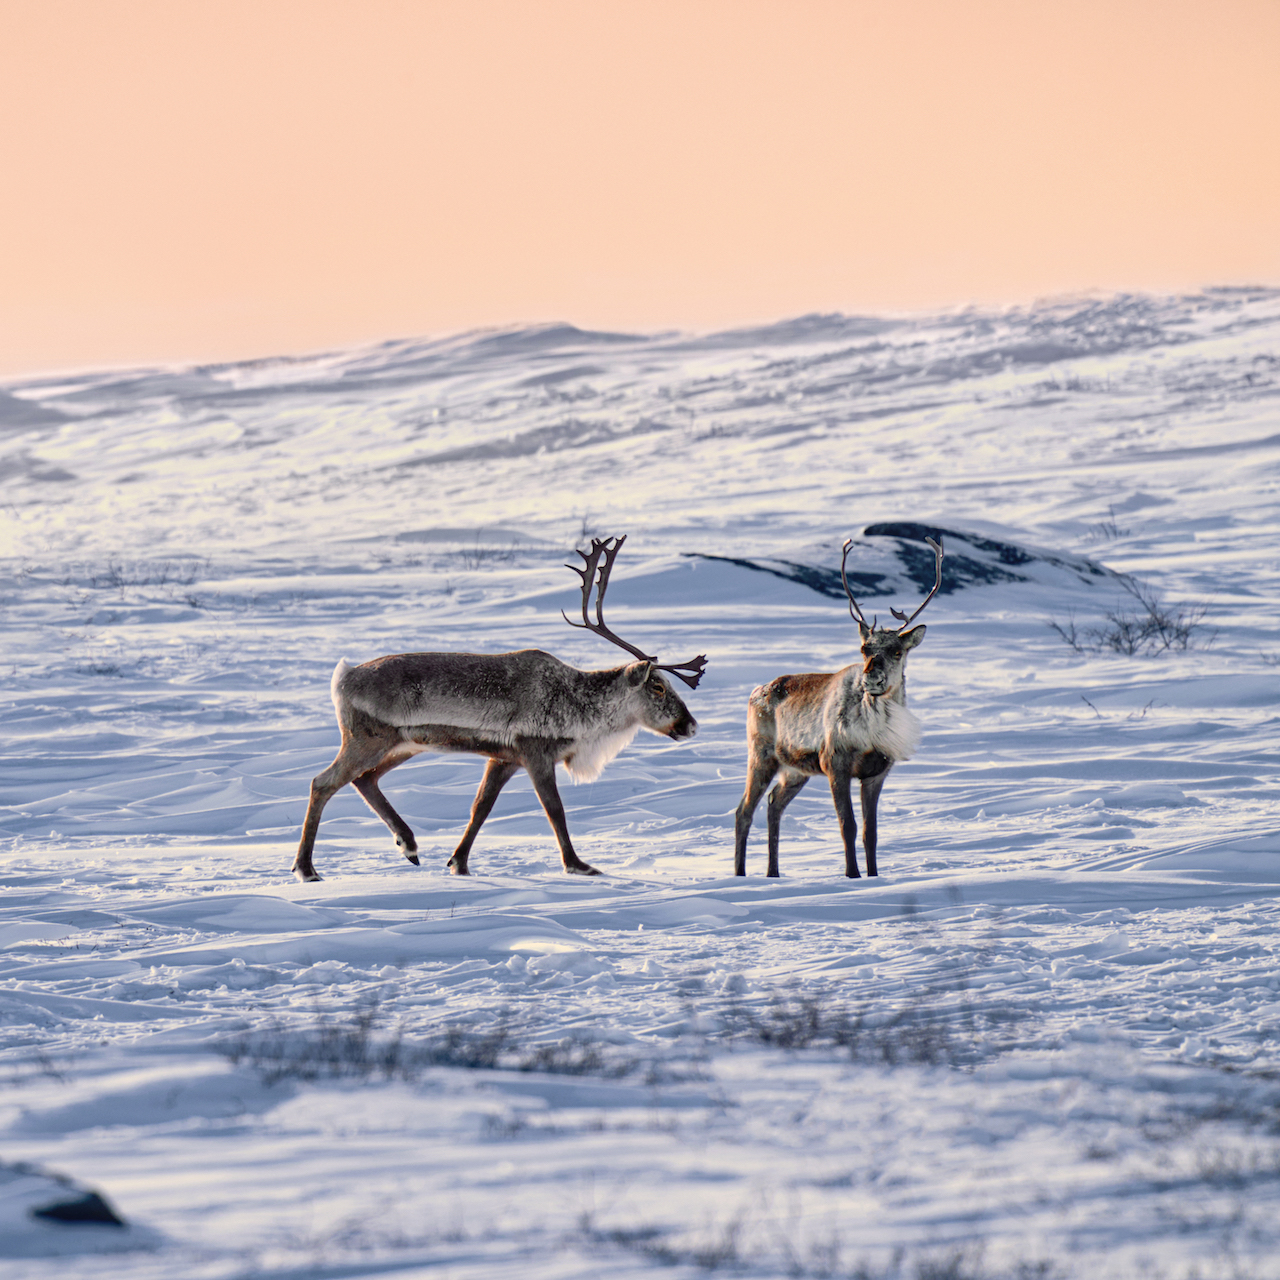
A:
2;289;1280;1278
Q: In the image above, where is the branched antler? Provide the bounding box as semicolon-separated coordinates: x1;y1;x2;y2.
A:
889;536;944;630
842;534;945;633
840;538;877;632
563;535;708;688
563;536;652;661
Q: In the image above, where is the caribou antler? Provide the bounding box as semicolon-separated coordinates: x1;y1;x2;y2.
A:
840;538;877;632
563;535;708;688
842;534;945;632
889;536;944;630
563;536;652;661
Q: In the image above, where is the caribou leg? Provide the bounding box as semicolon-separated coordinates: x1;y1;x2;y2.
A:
293;732;398;882
447;758;521;876
351;752;419;864
522;749;599;875
825;757;861;878
859;762;893;878
734;756;777;876
765;772;809;878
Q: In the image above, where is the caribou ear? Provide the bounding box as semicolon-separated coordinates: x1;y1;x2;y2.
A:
858;620;872;642
900;625;926;650
625;661;653;686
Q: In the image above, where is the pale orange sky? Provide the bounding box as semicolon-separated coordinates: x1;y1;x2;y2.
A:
2;0;1278;377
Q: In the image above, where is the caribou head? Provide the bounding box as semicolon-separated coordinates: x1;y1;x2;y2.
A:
840;534;944;698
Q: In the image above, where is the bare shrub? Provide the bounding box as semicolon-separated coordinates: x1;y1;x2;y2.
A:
573;510;604;551
1100;576;1208;654
456;541;518;570
580;1207;1065;1279
220;1001;636;1085
1085;505;1130;542
1049;575;1208;656
580;1210;744;1272
78;658;128;677
716;984;986;1068
77;558;209;591
1;1050;68;1087
1048;611;1084;652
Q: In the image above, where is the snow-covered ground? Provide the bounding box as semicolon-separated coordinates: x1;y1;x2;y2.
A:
2;289;1280;1278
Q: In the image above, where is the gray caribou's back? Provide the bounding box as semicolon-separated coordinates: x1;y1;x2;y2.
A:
336;649;621;742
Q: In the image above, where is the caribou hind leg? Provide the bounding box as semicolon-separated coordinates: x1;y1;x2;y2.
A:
522;748;599;875
765;772;808;878
734;754;778;876
351;753;420;865
447;757;520;876
293;731;400;882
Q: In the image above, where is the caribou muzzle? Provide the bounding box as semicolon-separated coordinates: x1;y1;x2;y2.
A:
667;710;698;740
863;666;890;697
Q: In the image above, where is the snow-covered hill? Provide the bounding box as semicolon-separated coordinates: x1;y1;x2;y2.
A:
2;289;1280;1277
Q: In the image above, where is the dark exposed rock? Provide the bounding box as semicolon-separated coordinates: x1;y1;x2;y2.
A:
691;524;1109;600
31;1191;126;1227
691;554;886;600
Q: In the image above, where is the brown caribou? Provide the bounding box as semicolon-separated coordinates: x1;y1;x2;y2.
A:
734;535;943;878
292;536;706;881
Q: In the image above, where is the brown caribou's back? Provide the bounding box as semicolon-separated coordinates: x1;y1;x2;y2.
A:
748;671;837;756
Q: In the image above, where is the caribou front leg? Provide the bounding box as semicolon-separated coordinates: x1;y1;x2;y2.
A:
447;757;520;876
522;748;599;875
858;758;893;878
824;755;861;878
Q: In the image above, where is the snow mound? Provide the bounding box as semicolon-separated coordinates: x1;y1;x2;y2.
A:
0;1161;158;1258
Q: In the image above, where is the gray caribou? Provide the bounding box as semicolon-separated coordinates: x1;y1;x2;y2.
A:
734;535;943;878
292;536;706;881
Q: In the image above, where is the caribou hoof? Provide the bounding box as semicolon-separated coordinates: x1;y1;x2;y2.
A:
446;857;470;876
565;862;601;876
292;866;322;883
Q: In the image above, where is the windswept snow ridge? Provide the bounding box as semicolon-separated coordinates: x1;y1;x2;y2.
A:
2;289;1280;1278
